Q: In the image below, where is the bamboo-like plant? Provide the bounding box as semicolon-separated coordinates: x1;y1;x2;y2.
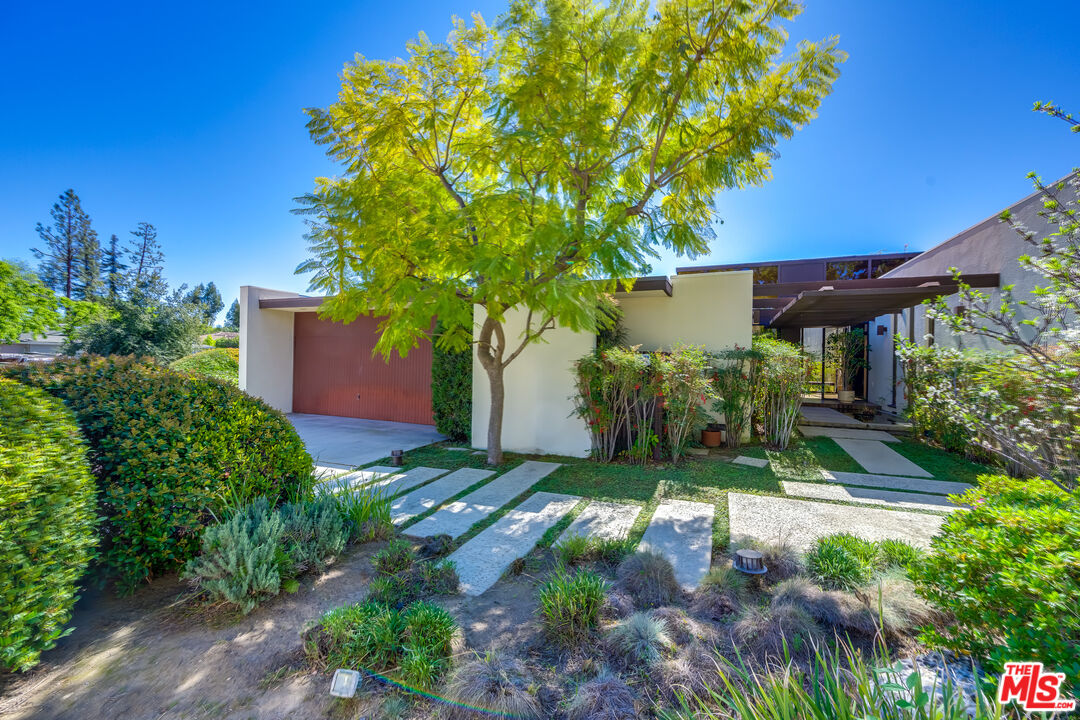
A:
656;344;715;462
825;327;869;393
710;345;763;448
755;335;808;450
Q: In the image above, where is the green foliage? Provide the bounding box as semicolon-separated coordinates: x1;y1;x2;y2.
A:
877;539;922;570
753;334;808;450
710;345;762;449
307;600;457;689
656;344;715;462
431;322;471;441
280;497;347;575
372;538;416;576
214;336;239;349
182;499;286;614
605;611;674;668
65;288;205;363
806;533;878;590
0;379;98;671
910;476;1080;687
297;0;843;464
170;347;240;385
367;559;459;609
442;651;541;720
184;282;224;325
7;355;313;590
663;642;1004;720
555;534;636;566
330;486;394;542
0;259;61;343
224;299;240;331
537;567;607;645
825;327;869;392
32;189;100;301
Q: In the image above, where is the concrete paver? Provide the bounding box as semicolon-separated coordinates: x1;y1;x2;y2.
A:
799;406;865;427
288;413;444;467
638;499;714;590
798;425;900;443
782;481;960;512
833;438;932;477
557;501;642;544
391;468;495;525
733;455;769;469
819;469;972;496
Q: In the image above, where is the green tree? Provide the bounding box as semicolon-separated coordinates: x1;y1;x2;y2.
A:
224;298;240;331
126;222;166;296
66;288;203;364
0;260;61;343
102;233;128;299
32;189;100;300
297;0;843;463
185;282;225;325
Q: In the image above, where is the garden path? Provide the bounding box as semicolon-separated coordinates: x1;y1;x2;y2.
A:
818;469;971;495
781;480;961;512
557;501;642;544
404;461;561;538
390;468;495;525
449;492;581;596
832;438;933;477
797;425;900;443
638;499;715;590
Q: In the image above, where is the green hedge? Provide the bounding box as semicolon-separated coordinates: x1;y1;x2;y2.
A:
911;475;1080;689
0;378;98;671
6;356;313;591
431;329;471;442
170;347;240;385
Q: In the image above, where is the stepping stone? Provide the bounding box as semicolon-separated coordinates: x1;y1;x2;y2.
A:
361;466;449;499
557;501;642;544
832;438;932;477
638;500;714;590
391;468;496;525
782;481;961;513
820;469;972;496
445;447;471;452
799;406;865;427
728;492;944;550
450;492;581;596
405;461;561;538
733;455;769;469
798;425;899;443
314;464;354;480
685;447;710;457
315;467;398;495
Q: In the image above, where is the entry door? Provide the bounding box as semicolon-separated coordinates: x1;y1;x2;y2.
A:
292;313;434;425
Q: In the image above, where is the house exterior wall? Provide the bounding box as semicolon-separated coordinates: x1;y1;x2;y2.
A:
471;305;595;458
866;179;1065;411
618;271;754;352
239;285;298;412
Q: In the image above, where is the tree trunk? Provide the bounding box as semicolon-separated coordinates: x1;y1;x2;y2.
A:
476;316;506;465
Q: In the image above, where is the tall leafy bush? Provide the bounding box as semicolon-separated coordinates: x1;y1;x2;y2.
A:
910;475;1080;688
754;335;807;450
6;356;313;591
655;344;714;462
710;345;762;448
0;379;98;671
432;322;471;441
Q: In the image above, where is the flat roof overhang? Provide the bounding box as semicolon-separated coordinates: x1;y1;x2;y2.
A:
259;275;674;311
764;273;999;328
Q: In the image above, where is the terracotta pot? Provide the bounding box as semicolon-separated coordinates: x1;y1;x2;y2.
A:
837;390;855;403
701;429;723;447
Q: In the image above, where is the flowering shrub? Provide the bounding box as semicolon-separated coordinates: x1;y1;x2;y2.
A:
710;346;762;448
573;345;713;463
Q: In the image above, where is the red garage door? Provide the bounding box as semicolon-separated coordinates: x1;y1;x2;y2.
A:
292;313;434;425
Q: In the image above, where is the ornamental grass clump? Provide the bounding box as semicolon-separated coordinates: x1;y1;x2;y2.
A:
538;567;607;645
566;672;638;720
806;533;878;590
605;611;675;670
442;651;542;720
616;551;681;608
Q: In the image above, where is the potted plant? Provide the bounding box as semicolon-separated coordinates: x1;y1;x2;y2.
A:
825;327;869;403
701;422;724;447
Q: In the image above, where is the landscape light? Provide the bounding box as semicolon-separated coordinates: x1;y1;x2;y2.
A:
329;669;361;698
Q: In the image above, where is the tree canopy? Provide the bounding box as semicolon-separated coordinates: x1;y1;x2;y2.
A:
0;260;60;343
298;0;843;461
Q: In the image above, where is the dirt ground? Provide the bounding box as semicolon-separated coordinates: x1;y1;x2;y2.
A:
0;541;548;720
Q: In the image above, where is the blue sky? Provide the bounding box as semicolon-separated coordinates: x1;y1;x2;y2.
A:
1;0;1077;323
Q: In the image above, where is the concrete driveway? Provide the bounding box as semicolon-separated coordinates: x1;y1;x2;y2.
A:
288;413;445;468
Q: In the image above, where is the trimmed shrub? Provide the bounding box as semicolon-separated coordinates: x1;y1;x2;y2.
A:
182;499;286;614
0;379;98;671
566;672;637;720
280;497;346;575
6;356;313;590
169;347;240;385
214;336;239;349
306;600;457;689
910;475;1080;686
537;568;607;645
616;551;681;608
605;611;674;669
806;533;877;590
431;324;471;442
442;651;541;720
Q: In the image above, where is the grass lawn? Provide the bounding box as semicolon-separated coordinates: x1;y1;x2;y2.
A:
367;432;994;555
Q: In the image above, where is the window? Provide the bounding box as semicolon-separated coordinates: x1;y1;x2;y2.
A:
871;257;906;278
825;260;870;281
752;265;778;284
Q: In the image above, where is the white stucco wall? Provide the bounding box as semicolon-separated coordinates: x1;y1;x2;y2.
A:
239;286;298;412
618;271;754;352
472;306;595;458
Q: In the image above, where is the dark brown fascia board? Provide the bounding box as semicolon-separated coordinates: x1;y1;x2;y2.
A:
752;273;998;297
676;251;921;275
766;284;972;328
260;275;673;311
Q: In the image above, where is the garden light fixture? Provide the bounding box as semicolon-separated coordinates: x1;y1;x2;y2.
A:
733;549;767;575
329;668;360;698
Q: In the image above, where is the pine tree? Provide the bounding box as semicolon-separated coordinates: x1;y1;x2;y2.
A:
224;299;240;331
102;234;128;299
32;189;100;300
184;282;224;325
126;222;166;296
